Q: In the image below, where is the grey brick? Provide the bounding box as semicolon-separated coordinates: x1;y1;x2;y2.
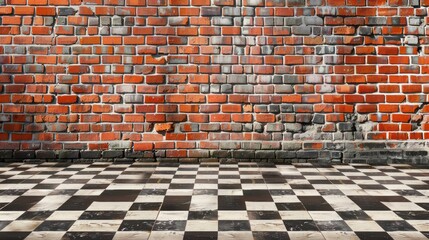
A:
221;84;233;93
338;122;354;132
296;114;313;123
220;142;240;150
283;75;301;84
233;36;246;45
312;114;325;124
261;46;274;55
280;104;294;112
316;6;336;16
110;141;132;149
316;46;335;55
213;17;233;26
223;7;242;16
234;47;245;55
212;56;237;64
124;95;144;103
202;7;221;16
234;85;253;93
285;123;302;132
58;7;77;16
24;65;44;73
304;16;324;26
292;26;312;35
245;0;263;6
242;142;261;150
46;123;68;132
88;17;99;26
368;17;387;25
405;36;418;45
111;27;130;35
266;123;284;132
100;16;111;26
5;46;26;54
285;17;302;26
0;114;10;122
116;85;135;93
211;36;231;45
227;75;247;84
268;105;280;113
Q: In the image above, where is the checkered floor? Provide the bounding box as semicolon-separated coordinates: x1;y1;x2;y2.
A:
0;162;428;240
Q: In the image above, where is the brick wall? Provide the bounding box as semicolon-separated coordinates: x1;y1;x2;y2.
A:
0;0;428;164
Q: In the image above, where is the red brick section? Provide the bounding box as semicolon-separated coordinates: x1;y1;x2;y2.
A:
0;0;428;164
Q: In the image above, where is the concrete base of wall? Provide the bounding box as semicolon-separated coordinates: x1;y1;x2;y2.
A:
1;141;428;165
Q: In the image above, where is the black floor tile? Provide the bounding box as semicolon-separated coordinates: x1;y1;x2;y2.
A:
17;211;53;220
376;221;417;231
98;190;140;202
315;221;352;231
79;211;127;220
298;196;334;211
161;196;191;211
35;220;74;231
118;220;154;231
218;196;246;210
152;221;187;231
218;220;251;231
276;203;306;211
58;196;98;211
243;190;273;202
130;203;162;211
253;231;289;240
0;232;30;240
248;211;281;220
184;231;217;240
188;210;218;220
283;220;319;231
337;210;372;220
1;196;44;211
61;232;115;240
355;232;394;240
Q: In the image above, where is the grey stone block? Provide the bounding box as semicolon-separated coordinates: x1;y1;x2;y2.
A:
59;150;79;159
0;150;13;159
297;151;318;159
256;151;275;159
232;150;255;159
276;151;296;159
102;150;124;158
210;150;231;158
81;151;102;159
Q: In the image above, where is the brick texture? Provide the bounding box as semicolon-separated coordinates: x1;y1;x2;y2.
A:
0;0;429;164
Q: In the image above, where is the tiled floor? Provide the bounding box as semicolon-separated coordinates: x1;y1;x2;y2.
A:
0;162;428;240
